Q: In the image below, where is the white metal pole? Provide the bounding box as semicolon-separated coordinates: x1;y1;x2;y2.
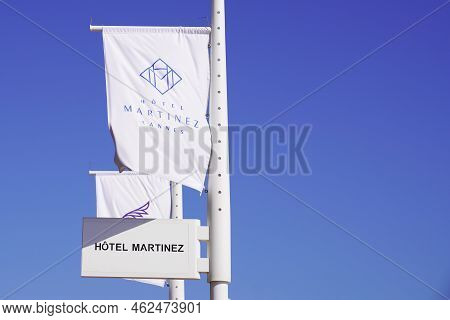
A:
89;25;103;32
208;0;231;300
169;182;185;300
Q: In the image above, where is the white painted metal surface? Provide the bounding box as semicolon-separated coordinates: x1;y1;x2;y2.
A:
81;218;204;279
89;25;211;33
169;182;185;300
88;171;141;176
208;0;232;300
89;25;103;32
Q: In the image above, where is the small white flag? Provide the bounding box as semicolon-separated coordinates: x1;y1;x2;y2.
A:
102;27;212;192
95;172;171;287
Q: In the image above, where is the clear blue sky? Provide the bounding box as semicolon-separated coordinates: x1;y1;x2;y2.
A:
0;0;449;299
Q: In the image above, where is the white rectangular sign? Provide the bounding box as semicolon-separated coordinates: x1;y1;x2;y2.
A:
81;218;208;280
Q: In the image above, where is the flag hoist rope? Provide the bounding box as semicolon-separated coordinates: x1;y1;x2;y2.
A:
89;0;231;301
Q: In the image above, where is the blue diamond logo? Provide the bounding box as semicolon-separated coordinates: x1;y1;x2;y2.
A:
140;59;182;95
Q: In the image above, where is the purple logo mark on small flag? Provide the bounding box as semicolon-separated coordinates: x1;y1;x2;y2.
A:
122;201;150;219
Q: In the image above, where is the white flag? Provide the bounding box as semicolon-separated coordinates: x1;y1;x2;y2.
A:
95;172;171;287
102;27;212;192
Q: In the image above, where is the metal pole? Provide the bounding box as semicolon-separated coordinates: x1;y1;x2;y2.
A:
169;182;185;300
208;0;231;300
89;25;211;33
89;25;103;32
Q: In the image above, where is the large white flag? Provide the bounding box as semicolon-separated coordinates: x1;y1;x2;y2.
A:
102;27;212;192
95;172;171;287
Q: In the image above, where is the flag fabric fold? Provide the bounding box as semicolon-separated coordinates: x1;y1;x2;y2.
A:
102;26;212;192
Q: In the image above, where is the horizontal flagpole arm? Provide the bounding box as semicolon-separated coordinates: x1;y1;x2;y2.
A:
88;171;147;175
89;25;211;33
90;25;103;32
